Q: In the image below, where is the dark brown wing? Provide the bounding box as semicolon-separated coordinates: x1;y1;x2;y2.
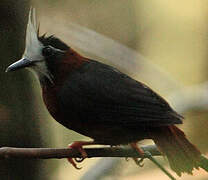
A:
57;60;183;128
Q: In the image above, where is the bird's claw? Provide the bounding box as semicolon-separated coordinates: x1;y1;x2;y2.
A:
67;141;95;169
67;158;82;170
75;157;85;163
67;142;88;169
133;157;144;167
130;143;145;167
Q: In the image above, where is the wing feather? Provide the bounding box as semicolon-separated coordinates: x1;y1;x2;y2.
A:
58;60;183;127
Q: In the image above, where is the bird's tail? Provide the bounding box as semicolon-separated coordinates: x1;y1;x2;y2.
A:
150;125;201;176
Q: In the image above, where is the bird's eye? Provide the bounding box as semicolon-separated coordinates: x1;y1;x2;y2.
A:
42;46;54;57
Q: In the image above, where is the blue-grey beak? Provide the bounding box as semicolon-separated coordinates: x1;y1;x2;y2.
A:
5;58;33;72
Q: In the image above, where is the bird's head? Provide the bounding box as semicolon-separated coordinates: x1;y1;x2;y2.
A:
6;8;84;85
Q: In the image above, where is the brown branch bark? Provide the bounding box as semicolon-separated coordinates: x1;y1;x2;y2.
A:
0;145;160;159
0;144;207;172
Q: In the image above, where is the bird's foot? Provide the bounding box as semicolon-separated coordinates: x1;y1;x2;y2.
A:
130;142;145;167
67;141;95;169
132;157;144;167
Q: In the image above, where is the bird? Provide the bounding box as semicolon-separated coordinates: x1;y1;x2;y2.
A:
6;8;201;176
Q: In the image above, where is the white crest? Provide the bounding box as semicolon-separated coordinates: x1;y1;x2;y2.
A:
23;8;44;61
23;8;54;84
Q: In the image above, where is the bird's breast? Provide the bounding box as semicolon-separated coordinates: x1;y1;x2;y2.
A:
41;84;150;145
41;84;83;130
42;86;60;120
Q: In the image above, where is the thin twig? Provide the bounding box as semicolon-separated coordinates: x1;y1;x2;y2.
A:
144;151;176;180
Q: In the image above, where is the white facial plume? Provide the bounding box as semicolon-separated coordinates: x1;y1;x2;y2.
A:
23;8;54;83
6;8;56;84
23;8;44;61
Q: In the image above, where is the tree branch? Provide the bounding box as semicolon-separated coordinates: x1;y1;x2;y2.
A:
1;144;208;180
0;145;160;159
0;144;207;173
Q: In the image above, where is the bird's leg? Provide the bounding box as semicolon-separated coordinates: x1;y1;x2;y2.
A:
67;141;95;169
130;142;145;167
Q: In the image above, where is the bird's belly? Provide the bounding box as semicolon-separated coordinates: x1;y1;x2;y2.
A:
56;106;150;145
42;86;149;145
46;103;149;145
68;120;149;145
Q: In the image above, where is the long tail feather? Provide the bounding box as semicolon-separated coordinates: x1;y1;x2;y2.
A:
150;125;201;176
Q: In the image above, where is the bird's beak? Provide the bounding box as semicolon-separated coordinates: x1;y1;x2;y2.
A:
5;58;33;72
